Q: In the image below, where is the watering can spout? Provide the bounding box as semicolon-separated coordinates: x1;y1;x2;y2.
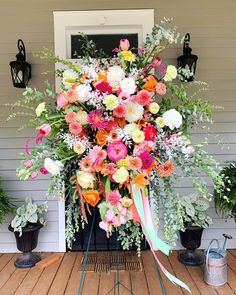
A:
222;234;232;250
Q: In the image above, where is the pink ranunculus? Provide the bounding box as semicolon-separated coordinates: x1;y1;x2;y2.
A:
30;172;38;179
113;105;126;118
69;121;82;135
107;141;128;162
135;90;152;106
24;160;32;169
118;91;131;105
65;111;76;123
155;82;167;96
39;167;49;175
39;124;51;137
56;93;68;108
106;191;120;206
120;39;130;51
138;151;153;170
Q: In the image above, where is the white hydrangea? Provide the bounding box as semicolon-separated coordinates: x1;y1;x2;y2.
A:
76;84;92;103
107;66;125;90
162;109;183;130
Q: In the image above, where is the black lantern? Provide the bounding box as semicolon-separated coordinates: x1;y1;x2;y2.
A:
177;33;198;82
10;39;31;88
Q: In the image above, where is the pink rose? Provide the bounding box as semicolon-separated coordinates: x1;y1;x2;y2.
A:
56;93;68;108
120;39;130;51
113;105;126;118
69;121;82;135
65;111;76;123
155;83;166;96
24;160;32;168
39;124;51;137
135;90;152;106
107;141;128;162
30;172;38;179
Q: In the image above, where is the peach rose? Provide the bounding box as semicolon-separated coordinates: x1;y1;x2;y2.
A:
83;190;100;207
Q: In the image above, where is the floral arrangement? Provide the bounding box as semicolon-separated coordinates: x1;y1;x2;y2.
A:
7;18;224;291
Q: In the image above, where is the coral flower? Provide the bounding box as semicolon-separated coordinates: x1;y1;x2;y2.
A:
88;110;106;130
107;141;128;162
155;82;167;96
138;152;153;170
128;157;142;171
56;93;68;109
66;89;78;103
133;173;149;190
65;111;76;123
143;75;158;92
83;190;100;207
96;130;108;147
69;121;82;135
89;146;107;163
79;156;94;172
157;161;175;177
135;90;152;106
101;163;117;176
106;191;121;206
144;124;158;141
113;105;126;118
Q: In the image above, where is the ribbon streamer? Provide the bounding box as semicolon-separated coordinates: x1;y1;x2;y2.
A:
131;183;191;293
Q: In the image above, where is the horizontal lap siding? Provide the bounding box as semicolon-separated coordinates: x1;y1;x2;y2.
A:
0;0;235;252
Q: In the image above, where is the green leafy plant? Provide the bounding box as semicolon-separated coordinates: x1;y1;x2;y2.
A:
0;177;15;224
11;197;48;236
214;162;236;219
180;193;212;228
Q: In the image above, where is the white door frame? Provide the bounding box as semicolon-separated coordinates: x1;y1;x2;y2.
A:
53;9;154;252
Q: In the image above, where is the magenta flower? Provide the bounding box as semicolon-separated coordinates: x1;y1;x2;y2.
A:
24;160;32;169
88;110;107;130
39;167;49;175
107;141;128;162
30;172;38;179
138;152;153;170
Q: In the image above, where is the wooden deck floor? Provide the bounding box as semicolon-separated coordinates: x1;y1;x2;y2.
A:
1;250;236;295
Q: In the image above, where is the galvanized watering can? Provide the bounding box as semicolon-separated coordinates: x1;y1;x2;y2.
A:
204;234;232;287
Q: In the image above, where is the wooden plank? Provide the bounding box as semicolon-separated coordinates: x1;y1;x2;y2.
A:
31;253;64;295
0;254;14;272
215;284;235;295
186;266;218;295
114;271;132;295
13;253;51;295
228;249;236;259
81;272;100;295
47;252;77;295
64;252;83;295
155;251;184;295
130;269;149;295
141;251;163;294
168;251;201;295
98;272;115;295
227;252;236;274
0;254;19;288
227;267;236;293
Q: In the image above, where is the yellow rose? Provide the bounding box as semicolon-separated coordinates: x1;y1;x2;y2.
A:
76;110;88;125
76;171;95;189
155;117;165;128
149;102;160;114
121;197;133;208
163;65;177;82
117;158;130;169
132;129;145;143
73;142;86;155
121;51;136;62
104;94;119;110
113;167;129;184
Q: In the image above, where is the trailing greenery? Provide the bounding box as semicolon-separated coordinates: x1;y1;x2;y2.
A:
214;162;236;219
0;177;15;224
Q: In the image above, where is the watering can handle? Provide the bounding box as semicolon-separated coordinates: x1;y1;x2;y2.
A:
206;239;220;274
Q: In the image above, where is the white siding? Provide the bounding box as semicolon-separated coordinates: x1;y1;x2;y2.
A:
0;0;236;252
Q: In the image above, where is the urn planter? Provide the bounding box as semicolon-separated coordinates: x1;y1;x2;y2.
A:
9;223;43;268
178;225;204;266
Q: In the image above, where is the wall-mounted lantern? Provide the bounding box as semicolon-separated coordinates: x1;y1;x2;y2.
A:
10;39;31;88
177;33;198;82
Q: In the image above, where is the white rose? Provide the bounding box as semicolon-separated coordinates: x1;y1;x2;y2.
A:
120;78;136;95
76;84;91;103
76;171;95;189
163;65;177;82
107;66;125;90
44;158;63;176
125;103;144;123
162;109;183;130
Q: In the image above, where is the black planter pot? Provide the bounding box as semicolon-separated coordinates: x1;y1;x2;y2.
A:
178;225;204;266
9;223;43;268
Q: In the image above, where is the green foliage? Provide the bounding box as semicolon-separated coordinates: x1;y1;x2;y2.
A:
11;197;48;236
214;162;236;220
0;178;15;224
180;193;212;228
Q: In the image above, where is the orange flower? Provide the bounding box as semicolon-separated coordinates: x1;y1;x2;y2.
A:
80;74;88;83
143;76;158;92
115;117;126;128
157;161;175;177
137;118;147;129
133;174;149;190
96;130;108;146
83;190;100;207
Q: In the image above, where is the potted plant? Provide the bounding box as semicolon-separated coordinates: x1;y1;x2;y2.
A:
9;197;47;268
0;177;15;224
214;162;236;219
178;194;212;266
